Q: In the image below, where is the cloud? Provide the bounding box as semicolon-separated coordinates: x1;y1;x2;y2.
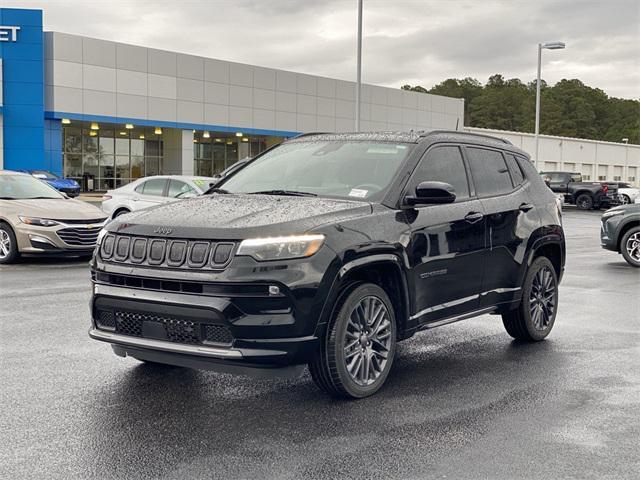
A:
10;0;640;98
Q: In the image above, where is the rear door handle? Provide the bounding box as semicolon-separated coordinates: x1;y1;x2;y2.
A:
464;212;484;223
519;203;534;212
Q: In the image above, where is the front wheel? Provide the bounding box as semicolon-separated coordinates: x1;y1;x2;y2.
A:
576;194;593;210
502;257;559;341
620;226;640;267
620;195;631;205
309;283;397;399
0;223;19;264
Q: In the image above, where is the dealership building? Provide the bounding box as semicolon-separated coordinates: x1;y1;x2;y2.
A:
0;7;638;191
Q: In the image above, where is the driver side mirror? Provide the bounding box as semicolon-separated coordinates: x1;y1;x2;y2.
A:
405;181;456;206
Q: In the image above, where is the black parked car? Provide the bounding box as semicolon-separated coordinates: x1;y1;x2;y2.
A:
90;131;566;398
601;203;640;267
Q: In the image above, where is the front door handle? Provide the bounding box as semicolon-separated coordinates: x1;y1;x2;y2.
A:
519;203;534;212
464;211;484;223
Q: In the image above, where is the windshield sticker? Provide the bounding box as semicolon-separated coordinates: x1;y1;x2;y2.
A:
192;179;206;187
349;188;368;198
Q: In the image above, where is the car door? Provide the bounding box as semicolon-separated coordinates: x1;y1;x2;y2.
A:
546;172;569;194
464;147;538;308
131;178;168;211
403;145;486;325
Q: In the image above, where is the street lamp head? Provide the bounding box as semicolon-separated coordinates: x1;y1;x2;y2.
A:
622;138;629;144
542;41;566;50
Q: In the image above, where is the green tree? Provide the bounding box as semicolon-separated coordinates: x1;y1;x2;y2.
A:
400;75;639;144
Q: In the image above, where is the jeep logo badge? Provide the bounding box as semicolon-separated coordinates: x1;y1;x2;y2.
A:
153;227;173;235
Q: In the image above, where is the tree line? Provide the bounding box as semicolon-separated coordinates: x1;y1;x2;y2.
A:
401;75;639;144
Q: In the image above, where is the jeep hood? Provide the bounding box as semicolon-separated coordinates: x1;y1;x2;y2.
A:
108;194;373;239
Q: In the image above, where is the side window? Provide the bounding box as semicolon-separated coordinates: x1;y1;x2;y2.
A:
466;148;514;197
516;155;537;179
140;178;166;197
408;146;470;201
168;180;197;198
504;153;525;186
134;182;145;194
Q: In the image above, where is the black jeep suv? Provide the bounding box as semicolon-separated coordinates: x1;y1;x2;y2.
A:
90;131;565;398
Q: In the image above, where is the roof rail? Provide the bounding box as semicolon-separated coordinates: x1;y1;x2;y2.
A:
291;132;330;139
422;129;513;145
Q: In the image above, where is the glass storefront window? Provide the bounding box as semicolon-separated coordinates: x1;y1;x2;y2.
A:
99;130;115;155
64;154;83;178
146;157;160;176
65;128;82;153
63;123;164;191
131;156;144;179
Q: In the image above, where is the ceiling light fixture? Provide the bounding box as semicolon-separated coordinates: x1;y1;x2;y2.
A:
90;122;99;130
235;132;243;137
203;131;210;138
125;123;134;129
61;118;71;124
154;127;162;135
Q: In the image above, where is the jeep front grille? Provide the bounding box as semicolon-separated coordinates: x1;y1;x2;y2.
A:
100;234;235;270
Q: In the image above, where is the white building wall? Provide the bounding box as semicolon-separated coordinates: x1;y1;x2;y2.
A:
465;127;640;186
44;32;463;134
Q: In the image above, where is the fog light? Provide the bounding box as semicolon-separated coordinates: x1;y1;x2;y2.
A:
268;285;280;296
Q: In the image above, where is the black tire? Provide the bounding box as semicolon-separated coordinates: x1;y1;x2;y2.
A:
0;222;20;264
309;283;397;399
502;257;559;341
620;226;640;268
576;194;593;210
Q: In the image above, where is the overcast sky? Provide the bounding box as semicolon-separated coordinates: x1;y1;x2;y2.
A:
9;0;640;99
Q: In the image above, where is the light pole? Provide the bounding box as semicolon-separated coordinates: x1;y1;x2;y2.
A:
534;41;565;169
355;0;363;132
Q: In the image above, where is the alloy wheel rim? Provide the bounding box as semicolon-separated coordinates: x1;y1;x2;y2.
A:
529;266;556;331
621;196;630;205
626;233;640;261
343;296;392;387
0;230;10;259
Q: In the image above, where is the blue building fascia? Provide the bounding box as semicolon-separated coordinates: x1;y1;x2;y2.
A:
0;8;53;173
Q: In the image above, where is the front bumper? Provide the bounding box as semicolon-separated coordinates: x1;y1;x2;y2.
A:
600;214;624;251
89;278;324;371
15;220;106;254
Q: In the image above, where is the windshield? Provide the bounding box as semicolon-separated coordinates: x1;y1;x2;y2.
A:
219;141;412;200
0;174;63;200
31;171;59;180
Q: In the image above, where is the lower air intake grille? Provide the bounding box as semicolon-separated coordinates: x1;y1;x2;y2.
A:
107;310;233;347
203;324;234;345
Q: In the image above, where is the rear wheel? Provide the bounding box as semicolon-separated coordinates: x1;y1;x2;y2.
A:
0;223;19;264
309;283;396;399
576;194;593;210
502;257;558;341
620;226;640;267
620;195;631;205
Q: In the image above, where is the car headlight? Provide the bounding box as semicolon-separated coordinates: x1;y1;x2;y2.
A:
602;209;624;219
18;216;61;227
236;234;325;261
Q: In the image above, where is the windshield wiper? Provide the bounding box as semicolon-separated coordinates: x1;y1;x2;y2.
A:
204;187;231;195
0;196;16;200
249;189;317;197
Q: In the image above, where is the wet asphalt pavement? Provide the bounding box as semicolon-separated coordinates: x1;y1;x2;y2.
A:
1;209;639;479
